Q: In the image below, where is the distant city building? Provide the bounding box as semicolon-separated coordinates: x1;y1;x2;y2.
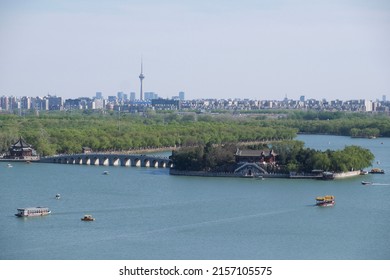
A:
1;93;390;114
0;96;9;111
130;92;136;101
151;98;180;110
300;95;305;102
21;97;31;110
93;98;104;109
47;96;63;111
144;92;158;100
64;99;82;110
33;97;49;111
108;96;117;103
364;99;373;112
64;97;97;110
96;92;103;99
179;91;185;100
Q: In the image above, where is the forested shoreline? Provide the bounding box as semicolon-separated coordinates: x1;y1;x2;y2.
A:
0;110;388;157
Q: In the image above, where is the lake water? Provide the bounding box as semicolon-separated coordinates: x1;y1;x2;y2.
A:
1;135;389;260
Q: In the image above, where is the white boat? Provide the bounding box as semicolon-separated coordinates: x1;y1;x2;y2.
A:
15;207;51;217
7;163;13;168
55;194;61;199
361;181;372;185
102;171;109;175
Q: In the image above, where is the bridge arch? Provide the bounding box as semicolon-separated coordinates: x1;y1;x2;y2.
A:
100;157;109;166
110;157;120;166
41;153;171;169
83;157;90;165
121;157;131;167
92;157;99;166
133;158;141;167
143;159;150;167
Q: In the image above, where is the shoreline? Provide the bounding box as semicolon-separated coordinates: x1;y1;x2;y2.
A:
169;169;361;180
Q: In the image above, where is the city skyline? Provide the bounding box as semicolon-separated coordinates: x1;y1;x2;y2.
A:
0;0;389;101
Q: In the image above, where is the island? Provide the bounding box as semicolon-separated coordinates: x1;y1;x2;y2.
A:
169;140;375;179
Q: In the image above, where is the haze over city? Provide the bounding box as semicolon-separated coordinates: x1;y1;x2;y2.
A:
0;0;389;101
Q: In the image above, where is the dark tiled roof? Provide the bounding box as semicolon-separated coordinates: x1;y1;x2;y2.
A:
236;150;264;157
12;137;31;148
236;149;278;157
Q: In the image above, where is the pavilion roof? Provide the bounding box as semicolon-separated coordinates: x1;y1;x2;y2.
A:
235;149;278;157
12;137;31;148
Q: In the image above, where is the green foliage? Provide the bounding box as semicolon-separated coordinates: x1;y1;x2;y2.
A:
171;143;236;171
271;141;374;173
0;111;297;156
262;111;390;137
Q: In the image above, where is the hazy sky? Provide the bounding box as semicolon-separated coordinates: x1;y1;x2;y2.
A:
1;0;389;101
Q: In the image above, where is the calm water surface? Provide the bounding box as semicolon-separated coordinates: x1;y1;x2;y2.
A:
1;135;389;260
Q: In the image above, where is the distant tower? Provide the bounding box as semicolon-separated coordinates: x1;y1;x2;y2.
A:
139;59;145;100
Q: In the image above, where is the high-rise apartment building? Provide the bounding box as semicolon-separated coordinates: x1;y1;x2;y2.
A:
179;91;185;100
145;92;158;100
130;92;136;101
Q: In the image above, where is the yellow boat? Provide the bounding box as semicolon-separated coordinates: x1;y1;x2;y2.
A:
316;195;335;207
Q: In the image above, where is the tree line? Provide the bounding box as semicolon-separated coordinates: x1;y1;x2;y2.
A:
261;111;390;137
0;111;296;156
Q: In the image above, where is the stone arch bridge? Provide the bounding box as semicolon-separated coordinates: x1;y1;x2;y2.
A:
40;153;172;168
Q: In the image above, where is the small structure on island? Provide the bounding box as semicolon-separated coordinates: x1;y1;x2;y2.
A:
82;147;92;154
1;137;40;162
235;149;277;164
234;149;278;177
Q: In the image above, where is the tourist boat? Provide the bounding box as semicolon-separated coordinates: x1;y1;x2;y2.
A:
81;214;95;221
360;170;368;175
7;163;13;168
55;193;61;199
369;168;385;174
102;171;109;175
15;207;51;217
361;181;372;185
315;195;335;207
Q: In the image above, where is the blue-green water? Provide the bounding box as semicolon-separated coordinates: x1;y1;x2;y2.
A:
1;135;389;260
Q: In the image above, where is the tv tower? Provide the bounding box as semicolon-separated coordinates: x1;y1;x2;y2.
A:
139;58;145;100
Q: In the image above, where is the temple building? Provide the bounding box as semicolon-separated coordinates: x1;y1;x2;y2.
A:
233;148;278;177
4;137;39;161
235;149;278;164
